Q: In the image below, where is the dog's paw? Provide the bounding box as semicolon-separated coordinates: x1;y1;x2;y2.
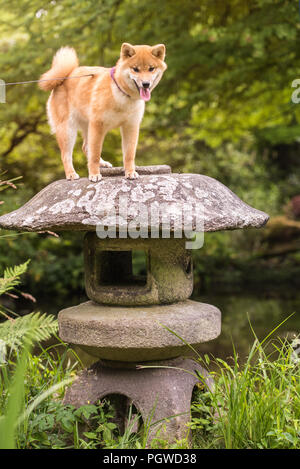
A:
89;173;102;182
66;172;80;181
100;158;113;168
125;169;139;180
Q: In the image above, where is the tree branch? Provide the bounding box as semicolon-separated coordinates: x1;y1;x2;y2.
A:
1;114;46;158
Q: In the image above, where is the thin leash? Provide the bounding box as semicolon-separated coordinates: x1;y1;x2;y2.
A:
0;73;94;86
0;69;131;98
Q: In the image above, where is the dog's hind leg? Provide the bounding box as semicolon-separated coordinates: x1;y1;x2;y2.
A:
48;88;79;180
81;124;89;157
100;157;113;168
55;120;79;180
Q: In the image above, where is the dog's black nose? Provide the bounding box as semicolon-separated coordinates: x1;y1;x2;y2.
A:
142;81;150;89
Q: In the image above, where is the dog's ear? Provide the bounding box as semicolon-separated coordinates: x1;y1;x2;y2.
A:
121;43;136;58
151;44;166;60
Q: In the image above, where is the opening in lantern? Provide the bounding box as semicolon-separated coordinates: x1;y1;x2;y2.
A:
96;249;148;287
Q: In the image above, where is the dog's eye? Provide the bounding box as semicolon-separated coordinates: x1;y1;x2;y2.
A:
149;66;155;72
133;67;139;73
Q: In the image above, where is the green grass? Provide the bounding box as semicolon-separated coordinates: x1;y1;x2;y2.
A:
191;333;300;449
0;326;299;449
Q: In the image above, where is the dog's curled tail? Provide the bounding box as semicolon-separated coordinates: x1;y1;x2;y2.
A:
39;47;79;91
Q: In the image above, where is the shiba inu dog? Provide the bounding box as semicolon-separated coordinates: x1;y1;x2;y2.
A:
39;43;167;181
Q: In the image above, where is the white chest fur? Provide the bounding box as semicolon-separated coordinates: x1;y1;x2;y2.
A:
104;84;145;130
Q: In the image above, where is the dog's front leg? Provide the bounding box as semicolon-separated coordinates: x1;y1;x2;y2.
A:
121;123;140;179
87;120;105;182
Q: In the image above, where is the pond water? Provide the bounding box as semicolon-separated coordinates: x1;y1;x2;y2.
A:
192;289;300;363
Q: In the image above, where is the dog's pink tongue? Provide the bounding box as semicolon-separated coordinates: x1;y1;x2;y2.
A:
140;87;151;101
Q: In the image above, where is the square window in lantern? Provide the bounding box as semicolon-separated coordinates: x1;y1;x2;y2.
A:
96;250;147;287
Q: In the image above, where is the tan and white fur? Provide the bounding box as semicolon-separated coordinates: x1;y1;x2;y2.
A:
39;43;167;181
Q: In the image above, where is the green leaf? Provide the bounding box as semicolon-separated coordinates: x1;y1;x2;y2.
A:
0;347;28;449
0;261;30;297
83;432;97;439
0;312;58;351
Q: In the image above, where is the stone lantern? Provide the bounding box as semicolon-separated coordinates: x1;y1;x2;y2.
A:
0;165;268;442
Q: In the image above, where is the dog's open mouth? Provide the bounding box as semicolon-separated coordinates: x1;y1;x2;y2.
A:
133;80;151;101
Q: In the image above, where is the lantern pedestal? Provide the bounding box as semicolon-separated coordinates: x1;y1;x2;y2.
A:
63;357;212;442
59;232;220;442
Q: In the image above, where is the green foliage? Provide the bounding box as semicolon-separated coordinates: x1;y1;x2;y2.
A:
0;260;30;296
191;331;300;449
0;0;299;303
0;259;67;449
0;347;28;449
0;219;86;309
0;0;299;195
0;343;75;449
0;260;58;352
0;312;58;352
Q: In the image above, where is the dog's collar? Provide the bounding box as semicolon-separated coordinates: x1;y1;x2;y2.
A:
110;67;131;98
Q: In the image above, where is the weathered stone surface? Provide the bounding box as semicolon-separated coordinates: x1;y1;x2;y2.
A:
100;164;171;177
84;234;193;305
63;357;212;443
0;166;269;233
58;299;221;361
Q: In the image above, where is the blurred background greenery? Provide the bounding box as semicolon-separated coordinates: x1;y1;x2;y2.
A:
0;0;299;358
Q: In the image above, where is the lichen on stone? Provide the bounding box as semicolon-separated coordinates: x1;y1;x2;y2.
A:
0;167;269;233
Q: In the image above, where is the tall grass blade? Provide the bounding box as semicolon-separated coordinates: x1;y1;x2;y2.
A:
0;348;28;449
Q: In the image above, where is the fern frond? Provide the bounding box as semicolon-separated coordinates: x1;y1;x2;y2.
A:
0;312;58;351
0;261;30;297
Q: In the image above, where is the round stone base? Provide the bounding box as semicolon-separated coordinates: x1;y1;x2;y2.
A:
58;300;221;361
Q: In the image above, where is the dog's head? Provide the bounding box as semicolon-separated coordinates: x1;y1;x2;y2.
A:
117;43;167;101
